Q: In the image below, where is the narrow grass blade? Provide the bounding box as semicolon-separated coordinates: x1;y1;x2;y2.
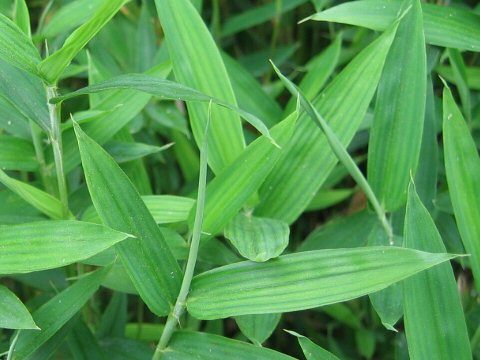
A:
73;121;182;316
13;0;30;36
202;112;297;237
13;268;108;359
103;140;173;163
284;35;342;115
160;331;296;360
256;20;398;223
38;0;127;83
155;0;245;174
447;48;471;123
443;85;480;291
436;65;480;90
285;330;340;360
225;214;289;262
0;220;132;274
0;285;38;330
53;74;276;146
403;182;471;360
306;188;354;212
0;169;71;220
0;13;39;75
0;135;37;171
271;61;392;242
187;247;457;319
305;0;480;52
235;313;281;345
368;0;426;211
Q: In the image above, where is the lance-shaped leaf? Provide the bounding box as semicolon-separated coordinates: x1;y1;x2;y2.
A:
255;20;398;223
38;0;127;83
0;285;38;330
305;0;480;52
0;169;70;220
285;330;340;360
155;0;245;174
13;268;108;359
160;331;296;360
187;247;457;319
13;0;30;36
367;0;426;211
53;74;276;146
0;13;40;75
235;313;281;345
0;135;37;171
225;214;289;262
443;85;480;291
0;220;132;274
447;48;471;123
403;182;471;360
73;121;182;316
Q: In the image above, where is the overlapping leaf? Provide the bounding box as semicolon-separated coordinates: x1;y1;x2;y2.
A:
0;285;37;330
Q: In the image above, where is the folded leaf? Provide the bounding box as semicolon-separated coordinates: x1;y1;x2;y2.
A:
13;268;108;359
0;220;132;274
155;0;245;174
160;331;296;360
0;285;38;330
368;0;426;211
188;247;457;319
73;121;182;316
443;85;480;291
255;19;397;223
403;182;471;360
306;0;480;52
225;214;289;262
38;0;127;83
0;13;40;75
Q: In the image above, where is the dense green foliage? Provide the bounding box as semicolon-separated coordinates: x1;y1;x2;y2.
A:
0;0;479;359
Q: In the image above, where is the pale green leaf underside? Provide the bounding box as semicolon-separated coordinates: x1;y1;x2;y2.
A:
0;220;131;274
188;247;456;319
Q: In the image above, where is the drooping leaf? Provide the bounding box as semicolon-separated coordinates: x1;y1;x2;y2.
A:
73;121;182;316
306;0;480;52
160;331;296;360
155;0;245;174
0;220;132;274
225;213;289;262
367;0;426;211
38;0;127;83
0;12;39;75
235;313;281;345
13;268;108;359
255;19;397;223
403;182;471;360
52;74;276;146
187;247;457;319
0;285;38;330
443;85;480;291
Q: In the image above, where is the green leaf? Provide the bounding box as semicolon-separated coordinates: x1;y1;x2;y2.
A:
285;330;340;360
202;112;297;238
443;85;480;291
255;19;397;223
0;169;71;220
0;135;37;171
306;0;480;52
306;188;354;212
103;140;173;163
187;247;457;319
154;0;245;174
82;195;194;225
0;284;38;330
73;121;182;316
160;331;296;360
235;313;281;345
13;268;108;359
447;48;471;123
367;0;426;211
225;214;289;262
0;220;132;274
67;320;106;360
38;0;127;83
436;65;480;90
13;0;30;36
0;12;39;75
403;182;471;360
53;74;276;146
